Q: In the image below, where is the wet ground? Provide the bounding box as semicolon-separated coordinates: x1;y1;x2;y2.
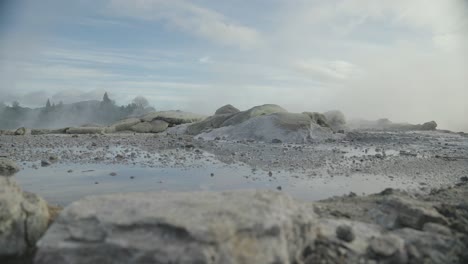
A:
2;130;468;205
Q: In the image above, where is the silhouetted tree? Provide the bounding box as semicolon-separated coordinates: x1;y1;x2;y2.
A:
132;96;150;109
102;92;112;104
12;101;20;109
45;99;51;109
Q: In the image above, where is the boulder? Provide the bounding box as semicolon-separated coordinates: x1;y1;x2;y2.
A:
14;127;30;136
221;104;287;127
214;104;240;115
186;114;235;135
130;120;169;133
302;112;329;128
108;118;142;132
369;196;447;230
0;158;20;176
164;124;188;136
323;110;346;131
0;130;14;135
394;228;465;263
35;190;316;264
31;128;68;135
0;174;50;257
198;112;334;143
66;127;104;135
141;111;206;125
421;121;437;130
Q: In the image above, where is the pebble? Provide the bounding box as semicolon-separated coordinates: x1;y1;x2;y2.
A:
336;225;355;242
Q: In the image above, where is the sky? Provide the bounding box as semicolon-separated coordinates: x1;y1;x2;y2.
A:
0;0;467;131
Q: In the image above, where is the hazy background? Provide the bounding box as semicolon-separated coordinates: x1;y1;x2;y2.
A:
1;0;467;131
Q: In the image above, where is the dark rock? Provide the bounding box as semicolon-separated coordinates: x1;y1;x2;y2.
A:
40;160;51;167
335;225;355;242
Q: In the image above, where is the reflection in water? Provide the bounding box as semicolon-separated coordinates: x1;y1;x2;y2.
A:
15;161;419;205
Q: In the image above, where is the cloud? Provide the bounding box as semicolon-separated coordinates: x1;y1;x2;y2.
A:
293;60;362;82
199;56;213;64
106;0;262;48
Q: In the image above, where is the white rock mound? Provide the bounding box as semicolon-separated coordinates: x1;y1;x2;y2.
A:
197;112;335;143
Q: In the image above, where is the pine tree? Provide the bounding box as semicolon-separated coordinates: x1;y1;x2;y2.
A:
46;99;52;109
103;92;111;104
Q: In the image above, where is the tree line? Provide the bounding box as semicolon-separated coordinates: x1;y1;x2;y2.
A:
0;93;155;129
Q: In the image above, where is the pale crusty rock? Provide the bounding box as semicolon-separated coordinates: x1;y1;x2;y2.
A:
66;127;104;135
214;104;240;115
35;190;316;264
141;111;206;125
130;120;169;133
221;104;287;127
0;158;20;176
107;118;142;132
0;176;50;257
197;112;335;144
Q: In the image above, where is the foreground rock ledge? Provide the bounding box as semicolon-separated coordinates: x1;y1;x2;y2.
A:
0;159;50;258
35;190;316;264
34;185;468;264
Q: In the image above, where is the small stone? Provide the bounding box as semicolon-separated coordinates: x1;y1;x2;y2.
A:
94;182;99;184
369;235;404;257
460;176;468;182
336;225;355;242
276;186;282;191
130;176;135;179
210;173;214;177
271;139;282;144
109;172;117;176
67;170;73;173
41;160;51;167
268;171;273;177
379;188;394;195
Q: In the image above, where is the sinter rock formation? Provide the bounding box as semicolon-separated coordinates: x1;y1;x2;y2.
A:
0;159;50;260
35;182;468;264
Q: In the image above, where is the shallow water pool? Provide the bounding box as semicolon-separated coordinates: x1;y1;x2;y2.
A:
15;161;421;205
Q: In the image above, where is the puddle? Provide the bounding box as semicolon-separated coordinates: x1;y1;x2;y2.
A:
15;161;420;206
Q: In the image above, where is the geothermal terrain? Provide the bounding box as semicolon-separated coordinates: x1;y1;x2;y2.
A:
1;104;468;263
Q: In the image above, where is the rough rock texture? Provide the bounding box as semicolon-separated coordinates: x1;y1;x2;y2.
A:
323;110;346;131
221;104;287;127
35;190;316;264
107;118;142;132
313;183;468;263
214;104;240;115
32;181;468;264
141;111;206;125
0;166;50;258
186;114;234;135
65;127;104;135
421;121;438;130
14;127;31;136
31;128;68;135
130;120;169;133
0;158;20;176
197;112;335;143
302;112;329;128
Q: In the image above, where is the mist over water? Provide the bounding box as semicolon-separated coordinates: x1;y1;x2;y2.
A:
1;0;467;131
